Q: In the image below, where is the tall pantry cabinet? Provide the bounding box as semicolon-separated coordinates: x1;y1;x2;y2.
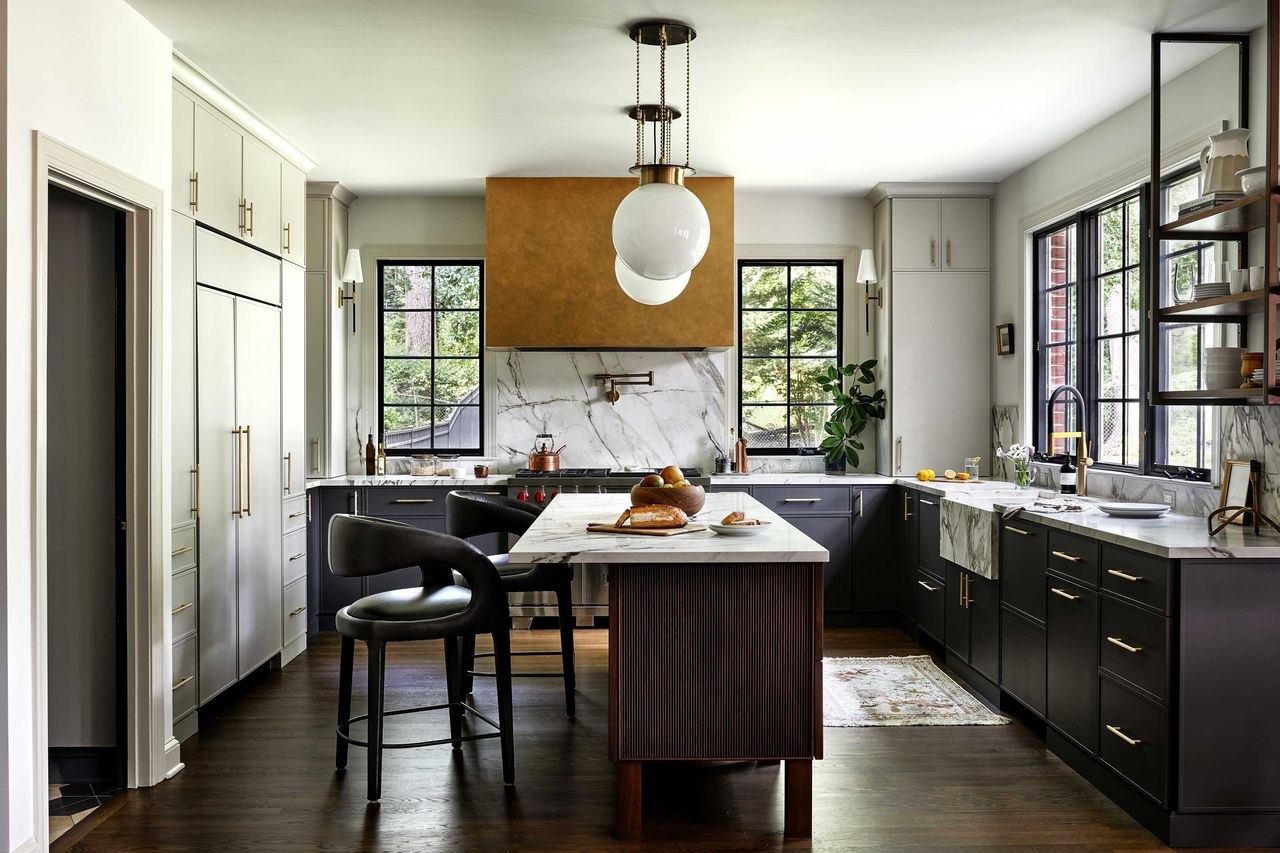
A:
171;74;308;741
871;186;993;477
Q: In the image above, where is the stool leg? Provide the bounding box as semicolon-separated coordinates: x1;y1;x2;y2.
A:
555;583;576;718
367;640;386;802
461;633;476;695
336;634;355;769
443;635;463;749
492;627;516;785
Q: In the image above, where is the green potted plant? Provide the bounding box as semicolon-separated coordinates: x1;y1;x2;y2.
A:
817;358;886;472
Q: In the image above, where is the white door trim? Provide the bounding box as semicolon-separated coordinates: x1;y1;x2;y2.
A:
32;132;173;846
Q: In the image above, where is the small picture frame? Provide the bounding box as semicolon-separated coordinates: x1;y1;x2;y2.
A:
1220;459;1259;525
995;323;1015;356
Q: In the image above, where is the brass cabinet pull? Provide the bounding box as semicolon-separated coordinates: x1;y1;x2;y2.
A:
1106;568;1144;582
246;201;255;236
1106;724;1142;746
1106;636;1143;654
171;545;194;557
238;199;246;232
172;675;194;691
171;602;194;616
289;606;306;617
284;452;292;494
946;238;952;267
1005;525;1032;536
243;424;253;517
391;498;435;504
857;490;864;518
283;222;292;254
919;498;937;506
306;493;312;522
917;579;938;592
1050;587;1081;601
232;427;244;516
191;464;200;517
311;438;320;473
288;510;307;519
1051;550;1083;563
349;490;360;515
783;497;822;503
189;172;199;211
288;552;306;561
902;493;912;521
930;238;936;265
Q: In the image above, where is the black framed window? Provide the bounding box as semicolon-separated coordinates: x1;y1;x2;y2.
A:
1034;219;1081;457
738;260;842;453
377;260;483;454
1090;191;1144;469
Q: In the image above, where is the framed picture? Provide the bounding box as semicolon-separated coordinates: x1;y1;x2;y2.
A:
1220;459;1259;525
995;323;1015;356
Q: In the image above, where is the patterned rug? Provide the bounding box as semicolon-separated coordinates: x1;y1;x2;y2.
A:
823;655;1009;727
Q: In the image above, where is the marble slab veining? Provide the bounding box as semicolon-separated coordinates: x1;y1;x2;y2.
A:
306;475;511;489
507;492;828;565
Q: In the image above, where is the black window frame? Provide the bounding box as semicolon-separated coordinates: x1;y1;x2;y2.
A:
737;259;844;455
376;259;485;456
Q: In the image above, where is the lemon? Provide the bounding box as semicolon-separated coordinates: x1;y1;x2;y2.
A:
944;469;957;479
957;472;971;481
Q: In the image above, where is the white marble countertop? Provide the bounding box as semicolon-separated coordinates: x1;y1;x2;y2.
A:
306;475;511;489
710;472;899;485
507;492;828;565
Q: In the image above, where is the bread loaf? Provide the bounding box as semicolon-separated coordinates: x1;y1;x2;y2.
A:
627;504;689;529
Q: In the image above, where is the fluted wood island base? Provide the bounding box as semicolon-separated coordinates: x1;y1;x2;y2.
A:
507;493;828;839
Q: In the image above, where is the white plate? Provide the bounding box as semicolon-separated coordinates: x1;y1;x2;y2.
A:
709;521;772;536
1096;502;1171;518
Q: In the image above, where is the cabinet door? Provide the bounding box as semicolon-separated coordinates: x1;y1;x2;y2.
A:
172;214;197;525
241;136;282;255
305;270;328;476
193;103;243;236
1001;607;1045;716
787;515;852;613
916;570;945;642
851;487;896;612
1046;576;1099;754
196;287;239;704
1001;521;1047;622
945;564;971;660
916;494;944;580
942;198;990;271
281;163;307;267
969;574;1000;682
898;490;918;622
235;297;283;676
172;88;195;216
890;198;941;271
281;264;306;496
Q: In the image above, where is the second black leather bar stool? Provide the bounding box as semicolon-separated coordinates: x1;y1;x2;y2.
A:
446;491;576;717
328;513;515;800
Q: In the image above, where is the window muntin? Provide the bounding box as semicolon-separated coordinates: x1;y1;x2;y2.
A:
1091;192;1143;469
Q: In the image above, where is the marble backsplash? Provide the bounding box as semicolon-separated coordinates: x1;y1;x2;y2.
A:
493;350;727;471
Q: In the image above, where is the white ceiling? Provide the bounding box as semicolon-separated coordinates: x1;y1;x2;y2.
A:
127;0;1266;196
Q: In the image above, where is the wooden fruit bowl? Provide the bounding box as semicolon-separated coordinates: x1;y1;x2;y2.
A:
630;484;706;515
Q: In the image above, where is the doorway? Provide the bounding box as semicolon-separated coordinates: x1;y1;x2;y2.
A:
45;185;127;840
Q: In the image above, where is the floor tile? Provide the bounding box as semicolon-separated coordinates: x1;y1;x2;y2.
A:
49;796;96;817
49;815;73;843
71;804;100;824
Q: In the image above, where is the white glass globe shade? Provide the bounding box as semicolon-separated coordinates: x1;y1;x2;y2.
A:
611;183;711;280
614;255;690;305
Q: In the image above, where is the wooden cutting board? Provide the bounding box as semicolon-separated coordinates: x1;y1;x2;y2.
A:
585;523;709;537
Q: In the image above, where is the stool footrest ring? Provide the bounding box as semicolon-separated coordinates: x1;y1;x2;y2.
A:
337;700;500;749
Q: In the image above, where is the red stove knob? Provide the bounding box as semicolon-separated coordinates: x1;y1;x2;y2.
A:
517;488;529;502
534;487;547;503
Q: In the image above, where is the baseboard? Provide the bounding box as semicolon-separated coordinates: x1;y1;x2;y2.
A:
943;653;1000;706
14;836;39;853
279;633;307;667
1170;811;1280;847
825;610;901;629
49;747;119;785
1047;728;1170;843
174;711;199;744
164;733;184;780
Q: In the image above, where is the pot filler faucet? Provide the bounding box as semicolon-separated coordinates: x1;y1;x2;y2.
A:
1046;384;1092;498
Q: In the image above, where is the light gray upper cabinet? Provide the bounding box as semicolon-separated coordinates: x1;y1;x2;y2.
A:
241;135;282;256
305;184;354;479
890;198;941;271
942;197;990;271
172;88;196;216
193;103;244;237
281;163;306;267
281;263;306;496
171;213;197;525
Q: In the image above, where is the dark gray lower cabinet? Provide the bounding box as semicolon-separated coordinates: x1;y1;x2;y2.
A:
898;490;918;625
1046;574;1098;754
968;573;999;682
787;513;852;612
1000;606;1045;716
915;570;945;642
851;487;897;612
944;563;970;660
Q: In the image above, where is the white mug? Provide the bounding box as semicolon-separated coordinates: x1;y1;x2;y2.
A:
1230;269;1247;294
1250;265;1265;291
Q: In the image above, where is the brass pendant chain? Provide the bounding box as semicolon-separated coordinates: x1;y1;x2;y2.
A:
658;27;668;164
634;34;642;167
685;35;691;168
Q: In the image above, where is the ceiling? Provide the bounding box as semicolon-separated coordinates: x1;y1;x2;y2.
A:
128;0;1266;196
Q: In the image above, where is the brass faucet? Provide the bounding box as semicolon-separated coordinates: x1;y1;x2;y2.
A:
594;371;654;404
1046;384;1093;497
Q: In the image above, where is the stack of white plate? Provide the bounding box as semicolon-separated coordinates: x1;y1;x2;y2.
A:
1204;346;1246;390
1194;282;1231;301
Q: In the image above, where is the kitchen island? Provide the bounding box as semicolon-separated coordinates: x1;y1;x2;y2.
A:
507;491;828;839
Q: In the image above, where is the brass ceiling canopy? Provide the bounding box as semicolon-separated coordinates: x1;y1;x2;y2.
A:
625;19;697;186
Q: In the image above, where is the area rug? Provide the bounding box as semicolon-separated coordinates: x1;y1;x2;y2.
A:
823;655;1009;727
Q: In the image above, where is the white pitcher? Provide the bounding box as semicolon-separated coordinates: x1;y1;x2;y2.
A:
1200;127;1251;194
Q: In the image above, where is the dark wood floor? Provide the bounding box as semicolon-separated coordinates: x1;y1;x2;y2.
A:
68;627;1189;852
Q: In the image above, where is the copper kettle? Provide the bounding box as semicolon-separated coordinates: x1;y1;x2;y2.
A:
528;434;566;472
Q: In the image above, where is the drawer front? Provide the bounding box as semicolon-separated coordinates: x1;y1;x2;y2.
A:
171;524;197;574
282;527;308;586
1001;607;1046;716
916;495;945;580
1100;544;1169;614
282;577;307;644
916;570;946;642
172;634;198;720
1100;677;1168;805
1100;597;1168;701
283;493;309;533
1047;529;1099;588
171;568;198;642
1046;575;1099;754
752;486;851;515
1001;520;1047;621
363;487;448;517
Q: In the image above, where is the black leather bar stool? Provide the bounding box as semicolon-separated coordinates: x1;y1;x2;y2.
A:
446;491;576;718
328;513;515;800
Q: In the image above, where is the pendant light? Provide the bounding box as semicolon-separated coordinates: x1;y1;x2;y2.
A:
612;20;709;299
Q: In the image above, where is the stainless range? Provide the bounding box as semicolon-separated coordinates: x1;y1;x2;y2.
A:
505;467;709;624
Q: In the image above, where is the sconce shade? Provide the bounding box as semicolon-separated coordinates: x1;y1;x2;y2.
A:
341;249;364;284
856;248;877;284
